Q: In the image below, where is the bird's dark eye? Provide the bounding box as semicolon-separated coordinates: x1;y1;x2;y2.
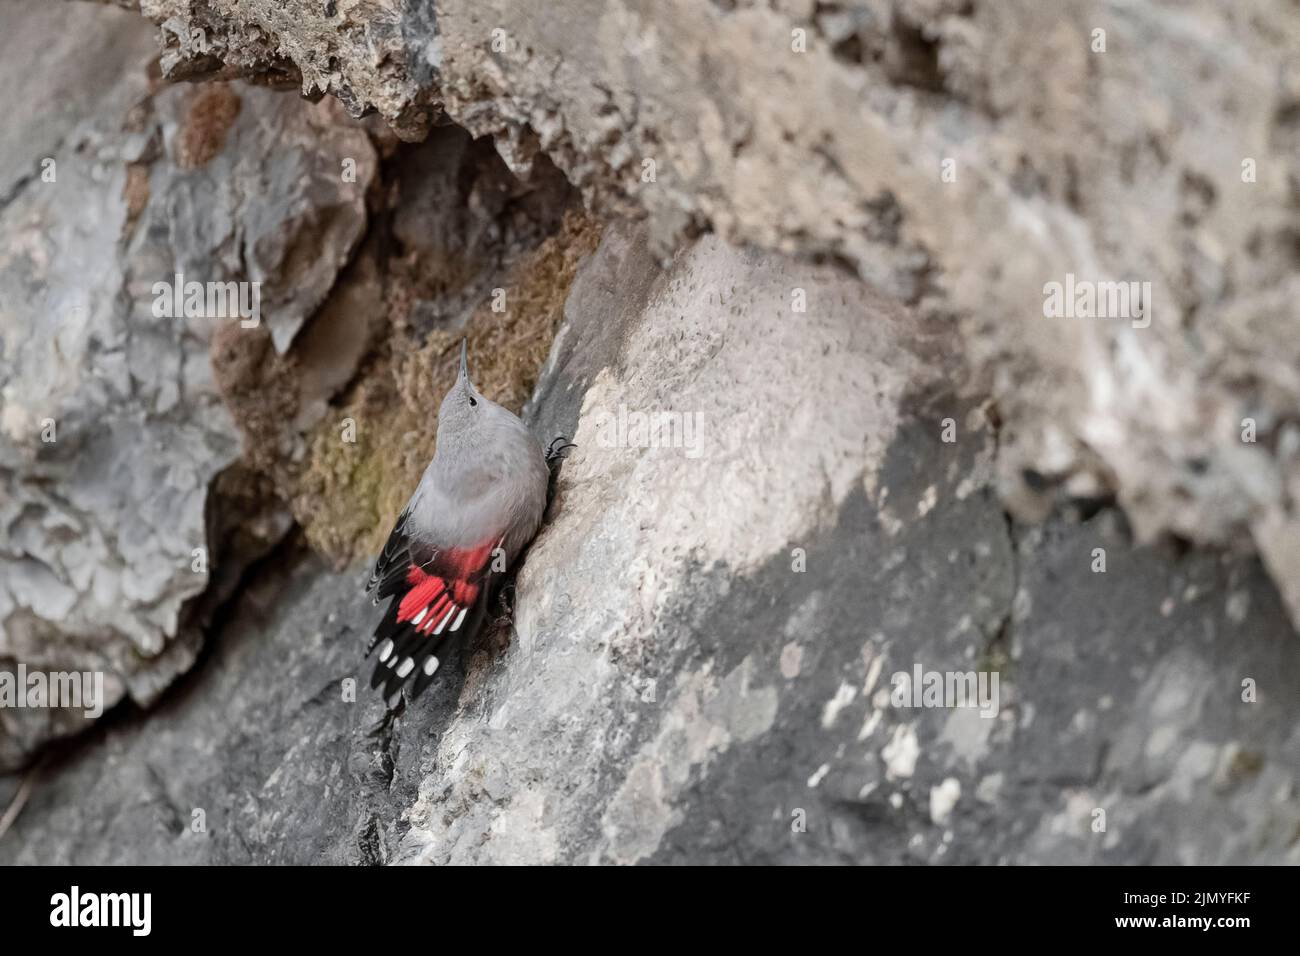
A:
468;396;478;407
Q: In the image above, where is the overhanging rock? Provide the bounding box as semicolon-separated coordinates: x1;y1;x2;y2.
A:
113;0;1300;625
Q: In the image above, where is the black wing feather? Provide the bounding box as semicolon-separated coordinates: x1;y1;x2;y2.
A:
366;506;411;596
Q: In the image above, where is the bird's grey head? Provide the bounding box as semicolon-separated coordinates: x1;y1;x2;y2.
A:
435;338;512;464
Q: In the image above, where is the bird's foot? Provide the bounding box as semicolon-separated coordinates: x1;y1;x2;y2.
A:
490;582;516;629
545;435;577;463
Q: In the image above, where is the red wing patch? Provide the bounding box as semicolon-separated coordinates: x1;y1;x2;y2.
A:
394;539;498;636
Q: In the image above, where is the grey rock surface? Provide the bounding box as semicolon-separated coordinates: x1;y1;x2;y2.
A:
3;226;1295;864
107;0;1300;624
0;2;155;205
2;0;1296;867
0;1;376;767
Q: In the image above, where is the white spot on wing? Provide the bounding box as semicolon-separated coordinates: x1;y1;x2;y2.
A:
378;639;393;662
397;658;415;678
411;607;427;626
423;656;440;676
450;607;469;631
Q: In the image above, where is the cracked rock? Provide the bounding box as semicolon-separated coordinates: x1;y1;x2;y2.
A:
0;2;375;767
111;0;1300;626
4;225;1295;864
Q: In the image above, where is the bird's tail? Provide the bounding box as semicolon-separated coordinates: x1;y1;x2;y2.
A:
366;570;494;707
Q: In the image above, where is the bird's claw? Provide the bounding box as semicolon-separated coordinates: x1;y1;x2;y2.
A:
545;436;577;462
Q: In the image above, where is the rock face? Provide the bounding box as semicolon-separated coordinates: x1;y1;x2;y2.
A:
4;225;1296;864
0;2;377;766
109;0;1300;626
1;0;1297;865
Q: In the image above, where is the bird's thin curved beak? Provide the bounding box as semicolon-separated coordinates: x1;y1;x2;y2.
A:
459;338;469;381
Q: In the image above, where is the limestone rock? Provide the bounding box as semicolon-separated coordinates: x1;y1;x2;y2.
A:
110;0;1300;624
0;2;375;767
4;227;1296;864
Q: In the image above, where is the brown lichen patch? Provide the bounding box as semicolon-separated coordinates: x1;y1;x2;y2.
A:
292;209;603;566
121;163;151;237
210;320;299;475
448;208;605;414
176;84;241;169
288;359;412;569
119;98;161;240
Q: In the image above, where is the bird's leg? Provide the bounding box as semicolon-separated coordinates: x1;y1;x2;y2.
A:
496;580;517;611
473;579;518;660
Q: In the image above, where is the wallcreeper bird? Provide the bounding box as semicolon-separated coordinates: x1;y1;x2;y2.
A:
364;340;557;706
